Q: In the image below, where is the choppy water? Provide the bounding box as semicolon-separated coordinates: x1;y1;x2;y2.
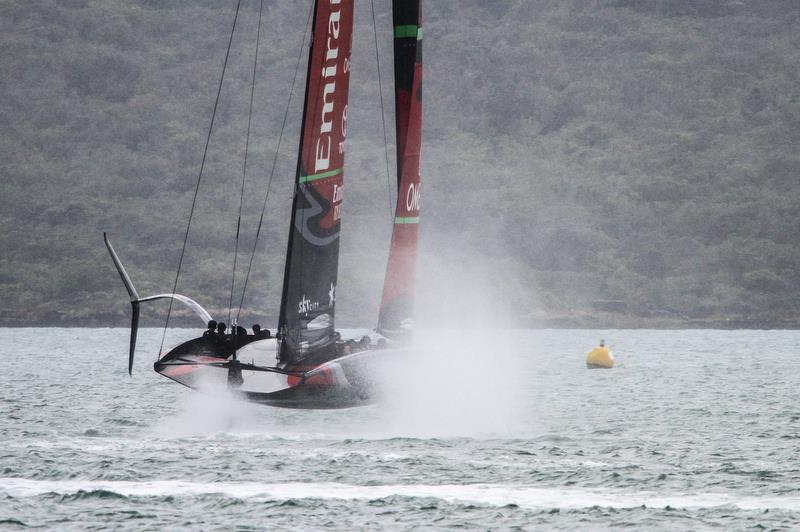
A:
1;328;799;530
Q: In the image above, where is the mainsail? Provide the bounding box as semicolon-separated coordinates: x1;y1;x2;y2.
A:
377;0;423;340
279;0;354;365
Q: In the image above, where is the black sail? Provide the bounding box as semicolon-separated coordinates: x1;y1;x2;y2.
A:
278;0;355;366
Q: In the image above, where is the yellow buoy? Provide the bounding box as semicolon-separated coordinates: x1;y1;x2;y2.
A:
586;340;614;369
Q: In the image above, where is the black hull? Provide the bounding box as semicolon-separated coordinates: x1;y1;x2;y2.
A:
154;336;404;410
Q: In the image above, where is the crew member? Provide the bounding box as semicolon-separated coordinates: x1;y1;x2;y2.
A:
252;324;270;339
203;320;217;338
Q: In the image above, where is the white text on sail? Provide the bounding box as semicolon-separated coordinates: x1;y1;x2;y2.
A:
315;0;344;173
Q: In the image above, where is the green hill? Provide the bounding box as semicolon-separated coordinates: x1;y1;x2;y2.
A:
2;0;799;328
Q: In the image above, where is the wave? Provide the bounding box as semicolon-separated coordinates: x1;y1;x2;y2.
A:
2;478;799;511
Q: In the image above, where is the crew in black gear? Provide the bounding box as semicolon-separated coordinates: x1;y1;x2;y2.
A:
203;320;218;338
252;324;270;339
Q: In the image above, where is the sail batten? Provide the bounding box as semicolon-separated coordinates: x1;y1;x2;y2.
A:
278;0;354;365
378;0;423;340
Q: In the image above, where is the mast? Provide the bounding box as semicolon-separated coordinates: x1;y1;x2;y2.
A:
278;0;354;365
377;0;423;340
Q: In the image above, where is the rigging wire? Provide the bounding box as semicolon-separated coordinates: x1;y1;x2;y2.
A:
227;0;264;326
236;0;315;322
159;0;242;355
370;0;395;221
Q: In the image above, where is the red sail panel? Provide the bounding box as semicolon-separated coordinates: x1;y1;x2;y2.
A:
377;0;422;340
279;0;354;365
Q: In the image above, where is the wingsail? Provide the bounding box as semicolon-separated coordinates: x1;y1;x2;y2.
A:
377;0;423;340
278;0;355;366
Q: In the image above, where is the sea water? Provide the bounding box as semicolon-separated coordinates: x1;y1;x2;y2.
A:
1;328;799;530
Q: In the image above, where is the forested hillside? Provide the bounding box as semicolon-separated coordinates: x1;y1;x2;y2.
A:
2;0;799;328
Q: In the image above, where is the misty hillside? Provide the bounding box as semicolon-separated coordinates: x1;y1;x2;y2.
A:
2;0;799;328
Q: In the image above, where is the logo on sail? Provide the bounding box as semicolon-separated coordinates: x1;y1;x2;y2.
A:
332;183;343;222
406;182;421;212
298;294;320;315
314;0;346;173
295;183;341;246
328;282;336;306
